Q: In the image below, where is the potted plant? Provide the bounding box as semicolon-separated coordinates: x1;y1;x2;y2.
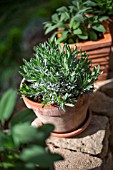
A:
43;0;112;81
83;0;113;43
19;40;101;138
83;0;113;16
0;89;62;170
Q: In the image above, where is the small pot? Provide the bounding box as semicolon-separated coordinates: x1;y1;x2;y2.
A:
21;78;92;137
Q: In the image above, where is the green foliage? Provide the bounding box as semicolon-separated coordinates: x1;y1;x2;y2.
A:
84;0;113;16
0;0;69;93
44;0;108;43
0;89;63;170
19;40;102;110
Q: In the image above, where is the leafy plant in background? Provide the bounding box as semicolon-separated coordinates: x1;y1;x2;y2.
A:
19;40;101;111
83;0;113;16
0;89;63;170
44;0;108;43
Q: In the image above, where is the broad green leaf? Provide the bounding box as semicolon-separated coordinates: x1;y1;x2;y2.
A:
92;24;106;33
78;34;88;40
11;123;37;146
70;17;74;28
60;12;70;22
68;38;75;44
9;109;34;128
45;23;64;34
83;1;96;7
70;18;80;29
56;6;68;12
73;21;80;30
37;124;54;136
73;28;82;35
78;7;91;14
89;30;98;40
99;16;108;22
75;14;84;22
12;123;54;147
21;145;63;168
57;31;68;43
0;132;15;151
52;13;59;22
35;124;54;145
0;89;17;122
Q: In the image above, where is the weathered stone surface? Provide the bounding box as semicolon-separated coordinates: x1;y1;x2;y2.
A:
99;79;113;98
109;116;113;153
108;71;113;80
89;91;113;117
49;145;102;170
48;115;109;158
102;152;113;170
94;79;113;92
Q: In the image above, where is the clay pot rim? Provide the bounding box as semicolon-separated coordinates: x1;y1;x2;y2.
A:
59;33;112;47
23;96;56;109
20;78;56;108
22;91;88;110
21;78;89;109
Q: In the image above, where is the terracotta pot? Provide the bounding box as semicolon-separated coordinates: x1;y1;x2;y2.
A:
22;93;90;135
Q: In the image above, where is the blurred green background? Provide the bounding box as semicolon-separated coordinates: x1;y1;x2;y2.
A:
0;0;70;96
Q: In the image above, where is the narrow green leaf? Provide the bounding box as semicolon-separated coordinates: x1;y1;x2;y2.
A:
65;103;74;107
50;32;58;42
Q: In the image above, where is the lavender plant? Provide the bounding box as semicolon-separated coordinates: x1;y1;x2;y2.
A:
19;39;102;110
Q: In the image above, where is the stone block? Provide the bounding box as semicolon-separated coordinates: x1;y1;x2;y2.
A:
89;91;113;117
99;79;113;98
48;115;109;158
49;145;102;170
102;152;113;170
